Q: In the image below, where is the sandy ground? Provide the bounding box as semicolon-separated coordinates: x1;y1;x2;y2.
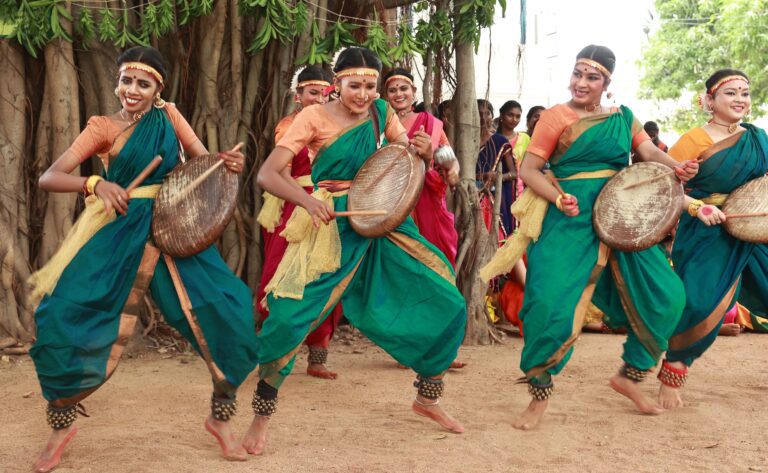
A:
1;329;766;473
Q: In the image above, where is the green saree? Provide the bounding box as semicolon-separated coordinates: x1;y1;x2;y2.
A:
30;106;258;405
259;99;466;387
739;245;768;332
668;124;768;363
520;106;685;380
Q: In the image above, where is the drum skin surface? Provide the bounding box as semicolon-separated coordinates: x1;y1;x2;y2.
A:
723;175;768;243
593;162;684;252
347;143;425;238
152;154;239;258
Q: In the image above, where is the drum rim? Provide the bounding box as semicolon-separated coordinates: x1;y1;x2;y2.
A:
593;162;684;252
722;174;768;244
151;154;239;258
347;143;425;238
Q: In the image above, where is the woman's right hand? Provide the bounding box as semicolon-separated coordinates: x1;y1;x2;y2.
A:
302;195;335;228
557;194;579;217
95;180;129;215
697;204;726;226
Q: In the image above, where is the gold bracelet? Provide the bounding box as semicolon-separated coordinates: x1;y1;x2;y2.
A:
86;175;103;196
687;199;704;217
555;194;564;211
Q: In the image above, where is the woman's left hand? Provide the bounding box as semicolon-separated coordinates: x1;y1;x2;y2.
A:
219;142;245;174
409;126;433;162
442;164;460;187
674;159;698;182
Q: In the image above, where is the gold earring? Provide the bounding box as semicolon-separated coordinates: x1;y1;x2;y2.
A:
114;87;119;97
153;93;166;108
374;93;380;100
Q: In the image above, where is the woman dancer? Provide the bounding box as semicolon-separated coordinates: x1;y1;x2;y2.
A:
244;47;467;455
256;65;343;379
383;67;459;265
659;69;768;408
28;46;259;471
512;45;698;429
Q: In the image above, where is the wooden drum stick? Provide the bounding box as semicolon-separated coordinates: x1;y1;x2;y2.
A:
623;159;701;190
168;142;244;205
126;156;163;192
724;211;768;219
335;210;388;217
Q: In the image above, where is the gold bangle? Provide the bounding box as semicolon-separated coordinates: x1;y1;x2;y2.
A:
86;175;103;196
687;199;704;217
555;194;564;211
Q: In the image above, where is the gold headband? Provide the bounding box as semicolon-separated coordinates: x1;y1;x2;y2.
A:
576;59;611;78
708;75;749;94
335;68;380;80
119;62;164;85
297;80;330;89
385;75;414;87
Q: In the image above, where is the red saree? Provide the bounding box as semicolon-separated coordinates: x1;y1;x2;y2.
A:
257;116;341;346
405;112;458;266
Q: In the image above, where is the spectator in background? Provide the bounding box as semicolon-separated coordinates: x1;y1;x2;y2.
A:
644;120;668;152
525;105;545;136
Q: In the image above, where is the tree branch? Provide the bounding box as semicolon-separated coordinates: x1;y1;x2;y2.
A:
362;0;422;8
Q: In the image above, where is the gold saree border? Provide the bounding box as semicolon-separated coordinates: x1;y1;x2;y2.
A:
260;247;368;388
609;254;662;361
313;116;371;168
668;279;739;350
550;111;614;165
526;242;610;378
698;129;745;163
163;254;227;384
51;243;160;408
386;231;455;285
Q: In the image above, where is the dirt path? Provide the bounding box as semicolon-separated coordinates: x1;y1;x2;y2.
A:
1;331;766;472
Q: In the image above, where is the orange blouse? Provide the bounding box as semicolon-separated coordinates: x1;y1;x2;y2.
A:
275;113;296;142
527;104;650;161
68;104;199;163
668;128;713;163
276;102;406;162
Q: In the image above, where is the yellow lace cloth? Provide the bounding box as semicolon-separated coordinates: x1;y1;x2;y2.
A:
28;185;161;302
263;188;342;301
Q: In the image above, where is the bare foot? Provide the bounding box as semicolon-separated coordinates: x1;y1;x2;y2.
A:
307;363;338;379
449;360;467;369
242;415;270;455
512;399;548;430
658;383;684;409
582;322;604;333
33;426;77;473
411;397;465;433
204;417;247;461
718;323;742;336
609;375;664;415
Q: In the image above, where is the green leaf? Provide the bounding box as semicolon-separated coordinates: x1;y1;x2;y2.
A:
177;0;191;25
363;18;392;67
97;8;119;43
76;7;95;45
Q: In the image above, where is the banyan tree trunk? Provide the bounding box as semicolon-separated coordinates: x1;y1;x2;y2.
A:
452;8;500;345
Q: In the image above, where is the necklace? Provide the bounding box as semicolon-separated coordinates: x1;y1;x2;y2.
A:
397;109;411;118
710;120;740;134
119;108;147;123
585;103;601;113
337;98;362;118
